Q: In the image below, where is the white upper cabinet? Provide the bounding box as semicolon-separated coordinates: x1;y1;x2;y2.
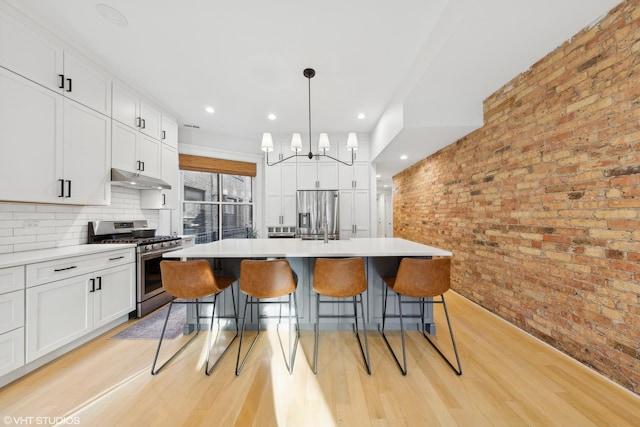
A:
0;67;63;204
62;99;111;205
112;121;161;179
0;12;110;115
62;52;111;116
0;11;63;93
161;114;178;149
112;83;162;140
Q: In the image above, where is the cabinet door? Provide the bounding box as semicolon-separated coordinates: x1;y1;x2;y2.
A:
140;101;162;140
352;190;370;237
93;264;135;329
62;99;110;205
266;195;283;225
0;67;63;203
26;274;92;362
111;120;138;172
141;144;179;209
0;11;64;92
112;83;139;129
0;290;24;334
62;52;111;116
161;115;178;149
0;328;24;377
160;144;179;208
297;163;317;190
338;191;354;239
281;163;298;225
317;162;338;189
138;134;161;178
353;163;370;189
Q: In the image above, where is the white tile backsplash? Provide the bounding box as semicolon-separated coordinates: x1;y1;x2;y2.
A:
0;187;159;254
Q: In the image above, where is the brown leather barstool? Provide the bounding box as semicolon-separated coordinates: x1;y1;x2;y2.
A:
235;259;300;375
151;259;238;376
379;257;462;376
312;257;371;374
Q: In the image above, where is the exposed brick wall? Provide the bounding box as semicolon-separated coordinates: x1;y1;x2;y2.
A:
393;0;640;394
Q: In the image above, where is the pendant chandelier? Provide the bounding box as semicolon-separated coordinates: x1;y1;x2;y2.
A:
261;68;358;166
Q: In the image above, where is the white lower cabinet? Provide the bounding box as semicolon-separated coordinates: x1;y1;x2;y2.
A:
25;250;135;363
0;328;24;377
0;266;25;377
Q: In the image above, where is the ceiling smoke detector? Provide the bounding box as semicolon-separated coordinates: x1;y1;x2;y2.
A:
96;4;128;27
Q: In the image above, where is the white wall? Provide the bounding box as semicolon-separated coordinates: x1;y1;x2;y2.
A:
0;187;159;254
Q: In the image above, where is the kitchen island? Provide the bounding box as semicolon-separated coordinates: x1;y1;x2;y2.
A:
163;238;452;332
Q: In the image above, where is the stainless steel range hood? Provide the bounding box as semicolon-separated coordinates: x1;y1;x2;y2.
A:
110;168;171;190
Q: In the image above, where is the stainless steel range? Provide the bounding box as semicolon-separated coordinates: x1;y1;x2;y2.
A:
88;220;182;317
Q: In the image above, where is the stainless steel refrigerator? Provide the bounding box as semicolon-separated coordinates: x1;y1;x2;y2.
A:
296;190;339;240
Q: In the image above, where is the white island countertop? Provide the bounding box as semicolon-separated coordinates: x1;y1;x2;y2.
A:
162;237;452;259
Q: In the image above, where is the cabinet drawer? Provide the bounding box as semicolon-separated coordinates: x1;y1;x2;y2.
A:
0;290;24;334
0;328;25;377
0;266;25;294
26;248;135;287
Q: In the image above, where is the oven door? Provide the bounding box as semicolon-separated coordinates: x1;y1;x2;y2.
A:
138;246;182;316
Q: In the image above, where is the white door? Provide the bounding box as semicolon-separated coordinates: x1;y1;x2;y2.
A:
93;264;135;328
137;134;161;178
26;275;92;362
297;162;317;190
62;51;111;116
139;101;162;140
317;162;338;189
111;120;138;172
160;144;179;209
62;99;110;205
161;115;178;149
0;11;64;92
339;191;354;239
112;83;139;129
377;193;386;237
352;190;370;237
0;67;63;203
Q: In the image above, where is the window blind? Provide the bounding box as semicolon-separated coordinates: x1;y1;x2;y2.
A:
179;154;256;177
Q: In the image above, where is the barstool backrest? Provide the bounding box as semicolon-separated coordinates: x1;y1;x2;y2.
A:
240;259;297;298
313;258;366;298
392;258;451;298
159;260;219;299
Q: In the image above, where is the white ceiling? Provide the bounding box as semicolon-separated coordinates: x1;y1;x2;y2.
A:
5;0;620;188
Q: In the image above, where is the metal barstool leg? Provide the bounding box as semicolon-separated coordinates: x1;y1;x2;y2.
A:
235;295;261;375
287;292;300;374
420;295;462;375
378;289;408;375
314;293;320;374
151;298;202;375
354;294;371;375
204;290;240;376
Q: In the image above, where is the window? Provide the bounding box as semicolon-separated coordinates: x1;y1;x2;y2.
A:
182;170;253;244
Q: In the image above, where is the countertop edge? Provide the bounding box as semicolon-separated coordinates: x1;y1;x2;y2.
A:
0;244;136;269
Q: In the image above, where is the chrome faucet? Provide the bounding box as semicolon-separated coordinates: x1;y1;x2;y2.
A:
323;217;328;243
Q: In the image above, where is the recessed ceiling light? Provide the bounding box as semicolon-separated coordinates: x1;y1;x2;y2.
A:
383;184;388;188
376;174;381;179
205;106;215;114
400;155;408;160
96;4;128;27
357;113;366;120
268;113;277;121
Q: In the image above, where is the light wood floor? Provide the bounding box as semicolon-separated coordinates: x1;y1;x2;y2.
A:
1;292;638;426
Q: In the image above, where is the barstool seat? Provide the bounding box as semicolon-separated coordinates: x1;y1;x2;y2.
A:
151;259;238;375
379;257;462;376
313;257;371;374
235;259;300;375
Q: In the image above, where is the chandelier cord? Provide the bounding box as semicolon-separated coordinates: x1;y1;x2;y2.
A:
308;73;312;157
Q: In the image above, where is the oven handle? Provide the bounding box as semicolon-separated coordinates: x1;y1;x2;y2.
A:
139;246;183;260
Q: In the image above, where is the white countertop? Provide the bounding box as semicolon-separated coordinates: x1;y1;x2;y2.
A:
163;238;452;259
0;244;136;269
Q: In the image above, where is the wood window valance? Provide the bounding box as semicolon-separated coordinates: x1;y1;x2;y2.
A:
179;154;256;177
